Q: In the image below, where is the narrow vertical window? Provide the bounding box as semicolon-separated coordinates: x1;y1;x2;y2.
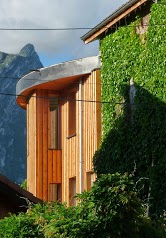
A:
68;92;76;137
87;172;94;191
69;177;76;206
50;183;61;201
49;97;60;149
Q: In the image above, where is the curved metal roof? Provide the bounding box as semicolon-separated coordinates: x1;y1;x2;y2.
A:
16;56;100;97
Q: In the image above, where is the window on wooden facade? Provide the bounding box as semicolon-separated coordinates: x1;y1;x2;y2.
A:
69;177;76;206
50;183;61;201
49;97;60;149
87;172;94;191
68;92;76;137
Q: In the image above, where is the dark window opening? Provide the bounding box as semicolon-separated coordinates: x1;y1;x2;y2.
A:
87;172;94;191
50;183;61;202
49;97;61;149
69;177;76;206
68;93;76;137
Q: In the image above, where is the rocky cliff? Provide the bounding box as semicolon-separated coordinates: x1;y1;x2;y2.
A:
0;44;43;184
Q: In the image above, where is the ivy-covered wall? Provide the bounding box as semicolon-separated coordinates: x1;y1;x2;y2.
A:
93;1;166;217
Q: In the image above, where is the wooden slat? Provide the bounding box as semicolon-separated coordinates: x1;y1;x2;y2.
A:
27;101;30;192
84;76;88;172
68;135;71;177
27;102;29;162
32;95;36;194
72;137;75;177
61;102;65;202
57;150;62;183
61;102;64;200
48;95;51;148
27;94;37;195
61;101;65;202
87;75;90;171
42;91;48;201
89;73;92;171
88;74;91;171
82;76;86;189
36;89;43;199
47;98;51;201
53;150;57;182
76;89;79;195
91;72;94;170
48;149;53;201
65;98;68;201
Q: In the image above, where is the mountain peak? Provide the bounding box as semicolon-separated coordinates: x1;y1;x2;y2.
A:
0;43;43;184
19;44;35;57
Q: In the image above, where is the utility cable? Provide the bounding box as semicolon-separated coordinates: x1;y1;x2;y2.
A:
0;23;165;31
1;91;166;108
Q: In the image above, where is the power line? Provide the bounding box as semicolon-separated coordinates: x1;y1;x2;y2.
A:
0;23;165;31
0;91;117;104
1;91;166;108
0;27;94;31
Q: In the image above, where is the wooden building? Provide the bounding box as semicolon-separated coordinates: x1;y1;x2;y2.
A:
0;174;42;219
16;56;101;205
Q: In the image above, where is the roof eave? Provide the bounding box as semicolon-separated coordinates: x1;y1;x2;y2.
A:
81;0;149;44
0;174;42;205
16;56;101;109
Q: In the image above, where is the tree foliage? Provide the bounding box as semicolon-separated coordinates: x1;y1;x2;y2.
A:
0;173;165;237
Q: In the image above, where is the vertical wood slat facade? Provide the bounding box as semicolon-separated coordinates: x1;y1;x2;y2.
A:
61;70;101;204
27;93;37;196
26;69;100;205
82;70;101;191
27;89;62;201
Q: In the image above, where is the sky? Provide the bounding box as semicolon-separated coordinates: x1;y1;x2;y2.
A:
0;0;127;67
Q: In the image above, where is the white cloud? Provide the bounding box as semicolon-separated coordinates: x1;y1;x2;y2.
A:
0;0;127;66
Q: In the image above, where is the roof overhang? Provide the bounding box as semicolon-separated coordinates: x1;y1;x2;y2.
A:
16;56;100;109
0;174;42;212
81;0;150;44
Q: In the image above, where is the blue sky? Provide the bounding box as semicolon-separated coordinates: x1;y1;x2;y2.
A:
0;0;127;67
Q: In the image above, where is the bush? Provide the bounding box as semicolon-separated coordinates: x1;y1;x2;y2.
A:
0;173;165;237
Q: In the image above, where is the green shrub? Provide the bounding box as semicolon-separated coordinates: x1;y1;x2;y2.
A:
1;173;165;237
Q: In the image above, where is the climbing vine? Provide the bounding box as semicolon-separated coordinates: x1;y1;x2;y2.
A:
93;1;166;218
